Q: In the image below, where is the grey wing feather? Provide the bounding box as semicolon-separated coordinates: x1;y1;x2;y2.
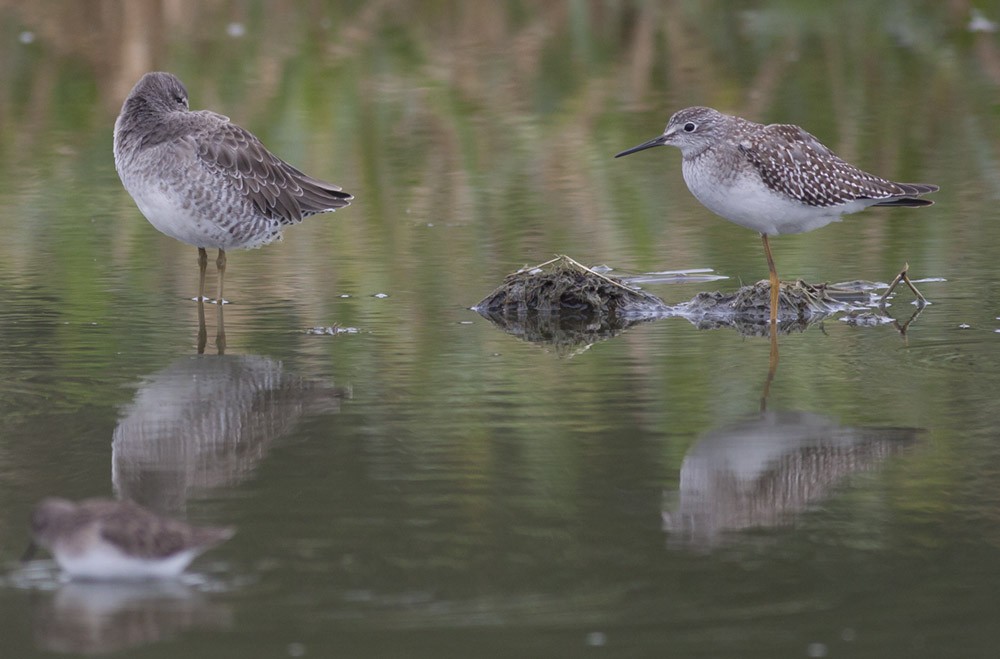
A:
738;123;936;207
195;115;352;225
97;501;234;559
97;503;190;559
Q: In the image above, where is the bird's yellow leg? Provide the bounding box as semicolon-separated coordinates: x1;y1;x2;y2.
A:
761;233;780;325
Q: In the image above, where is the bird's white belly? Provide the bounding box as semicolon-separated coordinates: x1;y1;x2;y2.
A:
56;543;197;580
682;164;860;235
129;184;218;247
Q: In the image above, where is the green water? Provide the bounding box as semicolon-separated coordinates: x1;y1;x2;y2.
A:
2;1;1000;657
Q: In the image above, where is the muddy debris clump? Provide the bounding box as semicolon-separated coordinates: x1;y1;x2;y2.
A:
680;279;853;327
474;256;925;342
474;255;669;319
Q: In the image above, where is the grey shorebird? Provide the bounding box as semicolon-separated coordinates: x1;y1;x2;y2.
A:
24;497;234;580
615;106;938;324
113;72;352;303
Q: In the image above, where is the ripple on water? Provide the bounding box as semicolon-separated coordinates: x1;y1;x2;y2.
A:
903;334;1000;374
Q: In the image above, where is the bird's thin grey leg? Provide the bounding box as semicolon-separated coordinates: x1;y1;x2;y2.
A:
216;298;226;354
761;233;780;325
198;248;208;302
216;249;226;305
197;296;207;354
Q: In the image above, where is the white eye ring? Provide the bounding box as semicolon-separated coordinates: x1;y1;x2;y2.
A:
683;122;697;133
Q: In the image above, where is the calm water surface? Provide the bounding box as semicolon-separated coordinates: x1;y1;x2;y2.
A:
2;2;1000;657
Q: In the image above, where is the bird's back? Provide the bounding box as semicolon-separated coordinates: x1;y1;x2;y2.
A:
737;122;938;209
78;499;230;559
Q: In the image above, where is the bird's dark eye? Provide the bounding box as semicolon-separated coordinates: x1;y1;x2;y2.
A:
174;94;186;105
683;122;697;132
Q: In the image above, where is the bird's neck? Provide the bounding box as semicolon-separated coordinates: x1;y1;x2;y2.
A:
115;100;185;153
681;140;719;165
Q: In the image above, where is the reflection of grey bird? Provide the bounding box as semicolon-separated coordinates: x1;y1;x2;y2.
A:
662;412;920;550
113;71;352;302
26;498;233;580
33;580;231;654
113;354;346;513
616;107;938;323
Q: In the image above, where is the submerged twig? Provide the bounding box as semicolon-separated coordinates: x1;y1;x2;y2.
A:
520;255;563;272
878;262;927;308
557;254;639;295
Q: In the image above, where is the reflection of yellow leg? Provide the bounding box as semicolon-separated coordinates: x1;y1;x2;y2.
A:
198;248;208;302
216;249;227;304
197;296;207;354
761;233;780;325
216;299;226;355
760;321;780;412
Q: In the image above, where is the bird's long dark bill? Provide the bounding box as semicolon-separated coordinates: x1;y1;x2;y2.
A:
20;540;39;563
615;135;669;158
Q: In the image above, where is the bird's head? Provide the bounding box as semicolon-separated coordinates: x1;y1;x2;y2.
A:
615;106;727;159
124;72;190;116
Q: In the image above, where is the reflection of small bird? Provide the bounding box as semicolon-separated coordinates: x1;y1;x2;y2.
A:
25;498;234;580
616;106;938;323
32;580;232;655
113;71;353;303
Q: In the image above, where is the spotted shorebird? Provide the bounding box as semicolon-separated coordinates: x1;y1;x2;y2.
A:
615;106;938;324
113;72;352;303
24;497;234;580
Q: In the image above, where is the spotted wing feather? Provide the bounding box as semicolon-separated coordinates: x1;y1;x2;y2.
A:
738;123;937;207
94;500;234;559
195;113;352;225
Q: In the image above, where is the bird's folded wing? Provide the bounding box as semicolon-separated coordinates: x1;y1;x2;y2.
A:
738;123;909;207
195;117;352;225
98;507;189;559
